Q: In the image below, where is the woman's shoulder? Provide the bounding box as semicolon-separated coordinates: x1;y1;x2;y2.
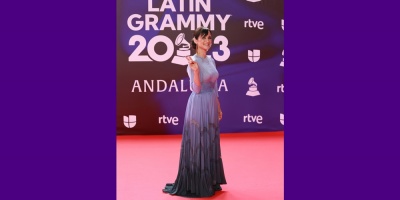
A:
206;55;216;65
191;54;199;62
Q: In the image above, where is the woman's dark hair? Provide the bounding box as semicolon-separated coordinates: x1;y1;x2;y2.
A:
191;27;212;50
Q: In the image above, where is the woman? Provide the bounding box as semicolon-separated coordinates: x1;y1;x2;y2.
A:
163;27;227;197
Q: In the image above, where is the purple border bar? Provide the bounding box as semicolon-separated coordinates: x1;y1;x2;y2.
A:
286;0;400;199
1;0;116;199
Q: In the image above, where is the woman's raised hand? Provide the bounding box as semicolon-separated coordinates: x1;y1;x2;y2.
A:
186;56;199;72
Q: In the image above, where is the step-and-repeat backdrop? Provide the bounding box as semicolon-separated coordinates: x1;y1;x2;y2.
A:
117;0;284;134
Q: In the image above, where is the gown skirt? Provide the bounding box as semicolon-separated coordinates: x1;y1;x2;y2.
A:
163;82;227;197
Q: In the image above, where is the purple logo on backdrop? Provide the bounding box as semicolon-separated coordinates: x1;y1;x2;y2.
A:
277;84;284;93
159;115;179;125
244;19;264;30
248;49;260;62
123;115;136;128
243;114;263;124
246;77;260;97
171;33;191;65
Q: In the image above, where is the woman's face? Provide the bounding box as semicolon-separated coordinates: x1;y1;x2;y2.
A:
196;31;212;51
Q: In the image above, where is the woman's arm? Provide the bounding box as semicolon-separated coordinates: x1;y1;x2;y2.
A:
186;56;201;93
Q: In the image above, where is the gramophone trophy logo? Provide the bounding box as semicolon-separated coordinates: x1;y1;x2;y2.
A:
171;33;191;65
246;77;260;97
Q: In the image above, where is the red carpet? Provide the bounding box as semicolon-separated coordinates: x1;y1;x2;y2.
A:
117;131;283;200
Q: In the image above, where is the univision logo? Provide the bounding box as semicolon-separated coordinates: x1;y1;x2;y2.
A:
280;113;284;125
123;115;136;128
248;49;260;62
247;0;261;2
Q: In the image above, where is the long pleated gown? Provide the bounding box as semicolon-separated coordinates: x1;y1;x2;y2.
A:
163;54;227;197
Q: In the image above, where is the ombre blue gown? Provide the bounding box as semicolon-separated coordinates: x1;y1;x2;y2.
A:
163;54;227;197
